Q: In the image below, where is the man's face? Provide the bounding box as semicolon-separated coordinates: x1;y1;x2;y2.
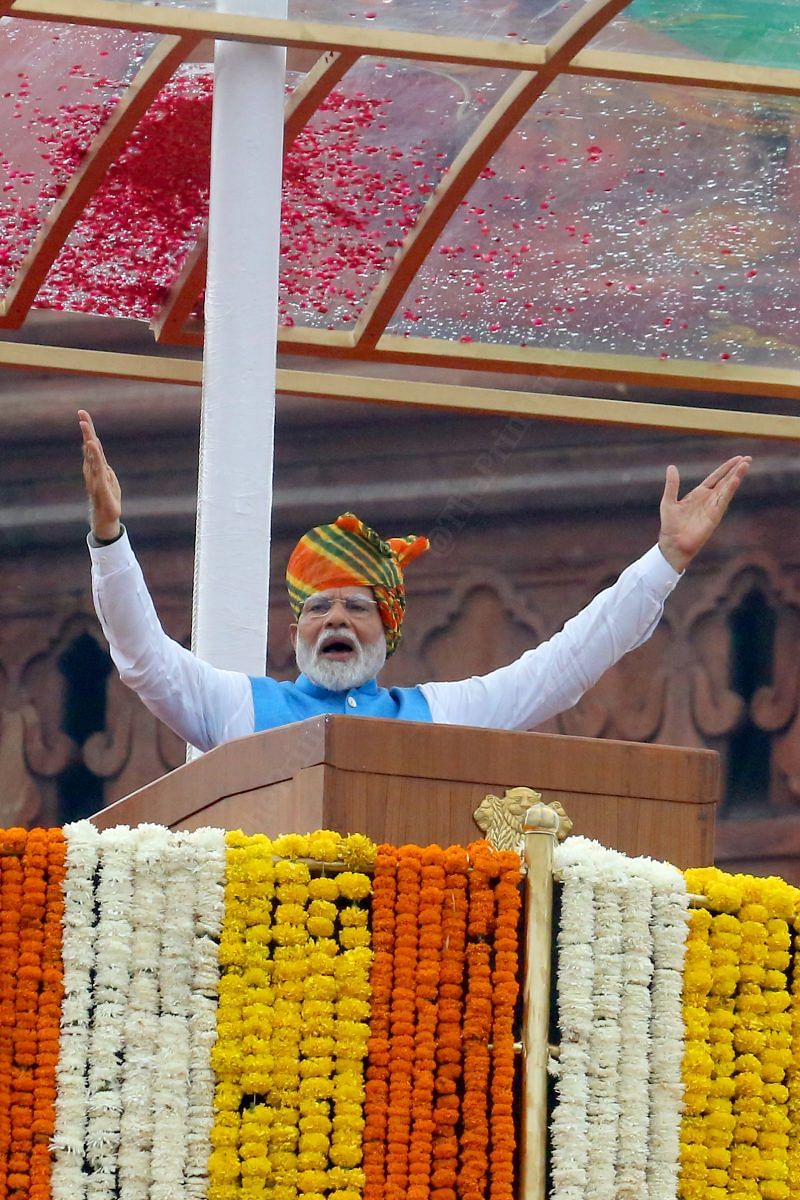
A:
290;586;388;691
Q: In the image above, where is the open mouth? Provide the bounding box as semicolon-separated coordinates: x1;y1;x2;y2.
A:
319;639;357;660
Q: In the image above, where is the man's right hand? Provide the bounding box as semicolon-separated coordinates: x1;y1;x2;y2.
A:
79;409;122;542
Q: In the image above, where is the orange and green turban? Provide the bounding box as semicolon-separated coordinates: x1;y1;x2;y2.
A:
286;513;429;655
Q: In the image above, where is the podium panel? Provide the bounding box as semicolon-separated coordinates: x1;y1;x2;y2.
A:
91;716;719;869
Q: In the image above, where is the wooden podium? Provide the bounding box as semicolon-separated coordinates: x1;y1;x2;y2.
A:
91;716;719;869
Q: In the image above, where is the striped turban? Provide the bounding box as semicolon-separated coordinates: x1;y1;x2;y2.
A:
286;513;429;655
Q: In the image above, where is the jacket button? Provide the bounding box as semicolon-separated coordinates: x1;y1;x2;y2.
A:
346;695;357;708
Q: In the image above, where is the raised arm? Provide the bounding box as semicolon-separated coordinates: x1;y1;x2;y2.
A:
79;408;122;542
78;410;253;751
422;454;752;731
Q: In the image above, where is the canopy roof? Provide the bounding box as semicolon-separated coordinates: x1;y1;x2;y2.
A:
1;0;800;437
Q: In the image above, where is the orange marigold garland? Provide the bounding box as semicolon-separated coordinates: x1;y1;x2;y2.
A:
490;853;521;1200
430;846;469;1200
0;829;25;1200
0;828;66;1200
11;831;39;1200
31;830;66;1200
363;845;396;1200
408;847;445;1200
364;838;522;1200
385;846;421;1200
459;842;496;1200
0;828;25;1200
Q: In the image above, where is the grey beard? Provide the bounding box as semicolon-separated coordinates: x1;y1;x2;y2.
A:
295;630;387;692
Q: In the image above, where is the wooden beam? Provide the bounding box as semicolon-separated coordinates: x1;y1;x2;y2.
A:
0;36;197;328
150;240;209;346
0;339;202;385
150;242;207;345
284;49;360;143
275;329;800;404
152;48;360;344
352;0;635;350
570;49;800;98
10;1;800;96
544;0;629;61
275;368;800;440
0;338;797;438
10;0;548;69
368;334;800;402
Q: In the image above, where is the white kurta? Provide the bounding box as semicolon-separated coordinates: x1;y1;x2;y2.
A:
89;532;680;752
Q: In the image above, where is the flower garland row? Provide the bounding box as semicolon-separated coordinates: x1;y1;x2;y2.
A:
11;817;800;1200
680;867;800;1200
0;827;65;1200
50;822;227;1200
363;841;521;1200
208;830;375;1200
550;836;690;1200
0;822;526;1200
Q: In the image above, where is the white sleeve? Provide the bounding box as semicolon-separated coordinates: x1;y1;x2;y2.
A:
89;530;254;752
419;544;680;731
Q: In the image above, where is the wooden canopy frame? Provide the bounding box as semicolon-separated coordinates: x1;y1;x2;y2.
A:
2;0;800;439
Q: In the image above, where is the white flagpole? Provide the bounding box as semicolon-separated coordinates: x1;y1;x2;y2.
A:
191;0;287;715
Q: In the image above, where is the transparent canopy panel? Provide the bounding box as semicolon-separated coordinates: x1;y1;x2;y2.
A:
386;77;800;368
594;0;800;70
36;62;212;319
275;59;510;330
3;7;798;373
0;19;158;297
29;58;508;325
288;0;581;42
116;0;583;42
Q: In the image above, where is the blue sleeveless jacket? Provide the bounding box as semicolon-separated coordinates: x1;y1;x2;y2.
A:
250;673;432;731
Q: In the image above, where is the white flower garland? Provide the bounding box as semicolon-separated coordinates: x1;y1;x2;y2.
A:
51;823;226;1200
86;825;136;1200
551;837;689;1200
615;871;653;1200
584;865;623;1199
118;824;171;1200
549;846;596;1200
641;860;689;1200
183;828;227;1200
151;834;195;1200
51;820;101;1200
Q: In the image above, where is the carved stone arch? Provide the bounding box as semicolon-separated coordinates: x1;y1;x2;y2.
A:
416;569;546;684
684;552;796;726
683;551;800;814
18;613;116;820
17;612;107;774
685;548;798;630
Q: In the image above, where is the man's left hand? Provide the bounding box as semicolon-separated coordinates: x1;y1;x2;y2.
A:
658;455;751;573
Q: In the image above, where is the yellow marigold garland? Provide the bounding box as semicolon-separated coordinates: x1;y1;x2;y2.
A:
681;867;800;1200
210;831;276;1200
789;902;800;1196
210;831;373;1200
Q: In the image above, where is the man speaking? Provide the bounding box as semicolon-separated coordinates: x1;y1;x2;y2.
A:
79;409;750;753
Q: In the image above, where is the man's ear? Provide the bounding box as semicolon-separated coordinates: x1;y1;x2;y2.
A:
289;623;298;649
